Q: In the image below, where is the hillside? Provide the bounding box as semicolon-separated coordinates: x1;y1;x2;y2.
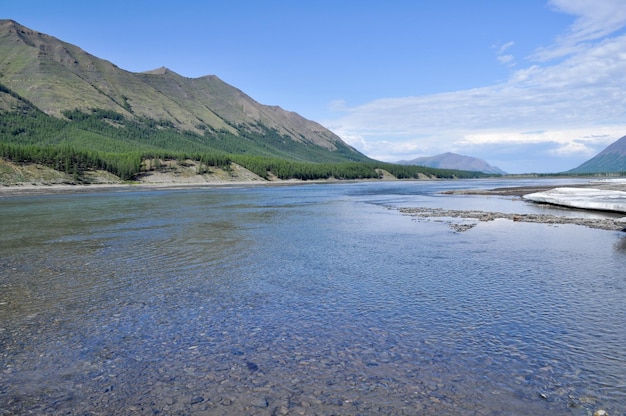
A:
0;19;365;163
398;152;506;175
567;135;626;174
0;20;492;184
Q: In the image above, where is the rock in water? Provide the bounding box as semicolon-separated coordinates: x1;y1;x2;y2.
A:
246;361;259;372
252;397;268;408
190;396;204;405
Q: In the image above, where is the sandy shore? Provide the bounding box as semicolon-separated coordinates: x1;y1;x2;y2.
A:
0;159;330;197
0;178;333;197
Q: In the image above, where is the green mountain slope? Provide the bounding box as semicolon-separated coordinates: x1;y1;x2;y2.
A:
0;20;491;183
567;135;626;174
0;19;365;162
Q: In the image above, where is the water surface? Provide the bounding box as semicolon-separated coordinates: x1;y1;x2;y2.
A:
1;179;625;415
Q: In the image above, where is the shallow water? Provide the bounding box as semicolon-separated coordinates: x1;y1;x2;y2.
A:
1;179;625;415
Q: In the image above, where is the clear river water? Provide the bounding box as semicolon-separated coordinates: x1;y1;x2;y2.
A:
1;179;625;415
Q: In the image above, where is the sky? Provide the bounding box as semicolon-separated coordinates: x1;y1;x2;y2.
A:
4;0;626;173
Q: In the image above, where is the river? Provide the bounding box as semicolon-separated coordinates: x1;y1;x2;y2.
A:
1;179;625;415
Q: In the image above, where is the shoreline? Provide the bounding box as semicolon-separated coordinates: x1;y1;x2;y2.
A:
1;177;613;196
0;178;339;197
0;158;347;197
412;180;626;232
398;206;626;232
442;178;626;197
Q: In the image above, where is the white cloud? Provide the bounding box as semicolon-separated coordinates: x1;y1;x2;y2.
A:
459;128;621;155
497;54;514;65
327;99;348;112
534;0;626;60
498;41;515;54
325;1;626;173
495;41;516;67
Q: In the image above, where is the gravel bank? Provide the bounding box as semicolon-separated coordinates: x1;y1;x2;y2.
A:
399;207;626;232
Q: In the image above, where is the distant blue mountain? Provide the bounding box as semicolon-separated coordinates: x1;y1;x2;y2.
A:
397;152;506;175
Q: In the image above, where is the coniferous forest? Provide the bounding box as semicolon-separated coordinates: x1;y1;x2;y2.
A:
0;103;489;182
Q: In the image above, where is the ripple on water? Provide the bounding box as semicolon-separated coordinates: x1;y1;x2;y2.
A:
1;184;625;415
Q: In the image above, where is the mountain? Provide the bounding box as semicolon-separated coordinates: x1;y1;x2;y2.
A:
397;152;506;174
567;135;626;173
0;19;366;163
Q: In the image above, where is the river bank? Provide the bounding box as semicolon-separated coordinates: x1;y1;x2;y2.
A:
398;206;626;232
441;178;626;196
408;178;626;231
0;180;290;197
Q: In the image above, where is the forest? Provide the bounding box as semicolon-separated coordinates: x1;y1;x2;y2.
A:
0;106;490;182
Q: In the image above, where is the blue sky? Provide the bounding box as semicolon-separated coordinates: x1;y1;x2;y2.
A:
5;0;626;173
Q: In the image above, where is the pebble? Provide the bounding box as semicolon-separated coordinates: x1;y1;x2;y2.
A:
252;397;268;408
2;229;624;416
246;361;259;372
191;396;204;405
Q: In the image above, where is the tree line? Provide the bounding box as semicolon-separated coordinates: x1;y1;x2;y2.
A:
1;106;490;181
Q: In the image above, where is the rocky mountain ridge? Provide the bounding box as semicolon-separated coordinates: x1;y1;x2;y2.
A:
0;19;362;159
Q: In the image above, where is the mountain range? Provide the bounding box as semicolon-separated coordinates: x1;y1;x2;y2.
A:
397;152;507;175
0;19;365;163
12;19;610;181
568;135;626;174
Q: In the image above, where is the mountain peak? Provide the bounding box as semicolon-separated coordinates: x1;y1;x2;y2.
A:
0;20;367;162
1;19;25;31
398;152;506;174
142;66;174;75
0;19;50;40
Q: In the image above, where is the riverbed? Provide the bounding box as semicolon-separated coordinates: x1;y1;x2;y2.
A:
1;179;624;415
